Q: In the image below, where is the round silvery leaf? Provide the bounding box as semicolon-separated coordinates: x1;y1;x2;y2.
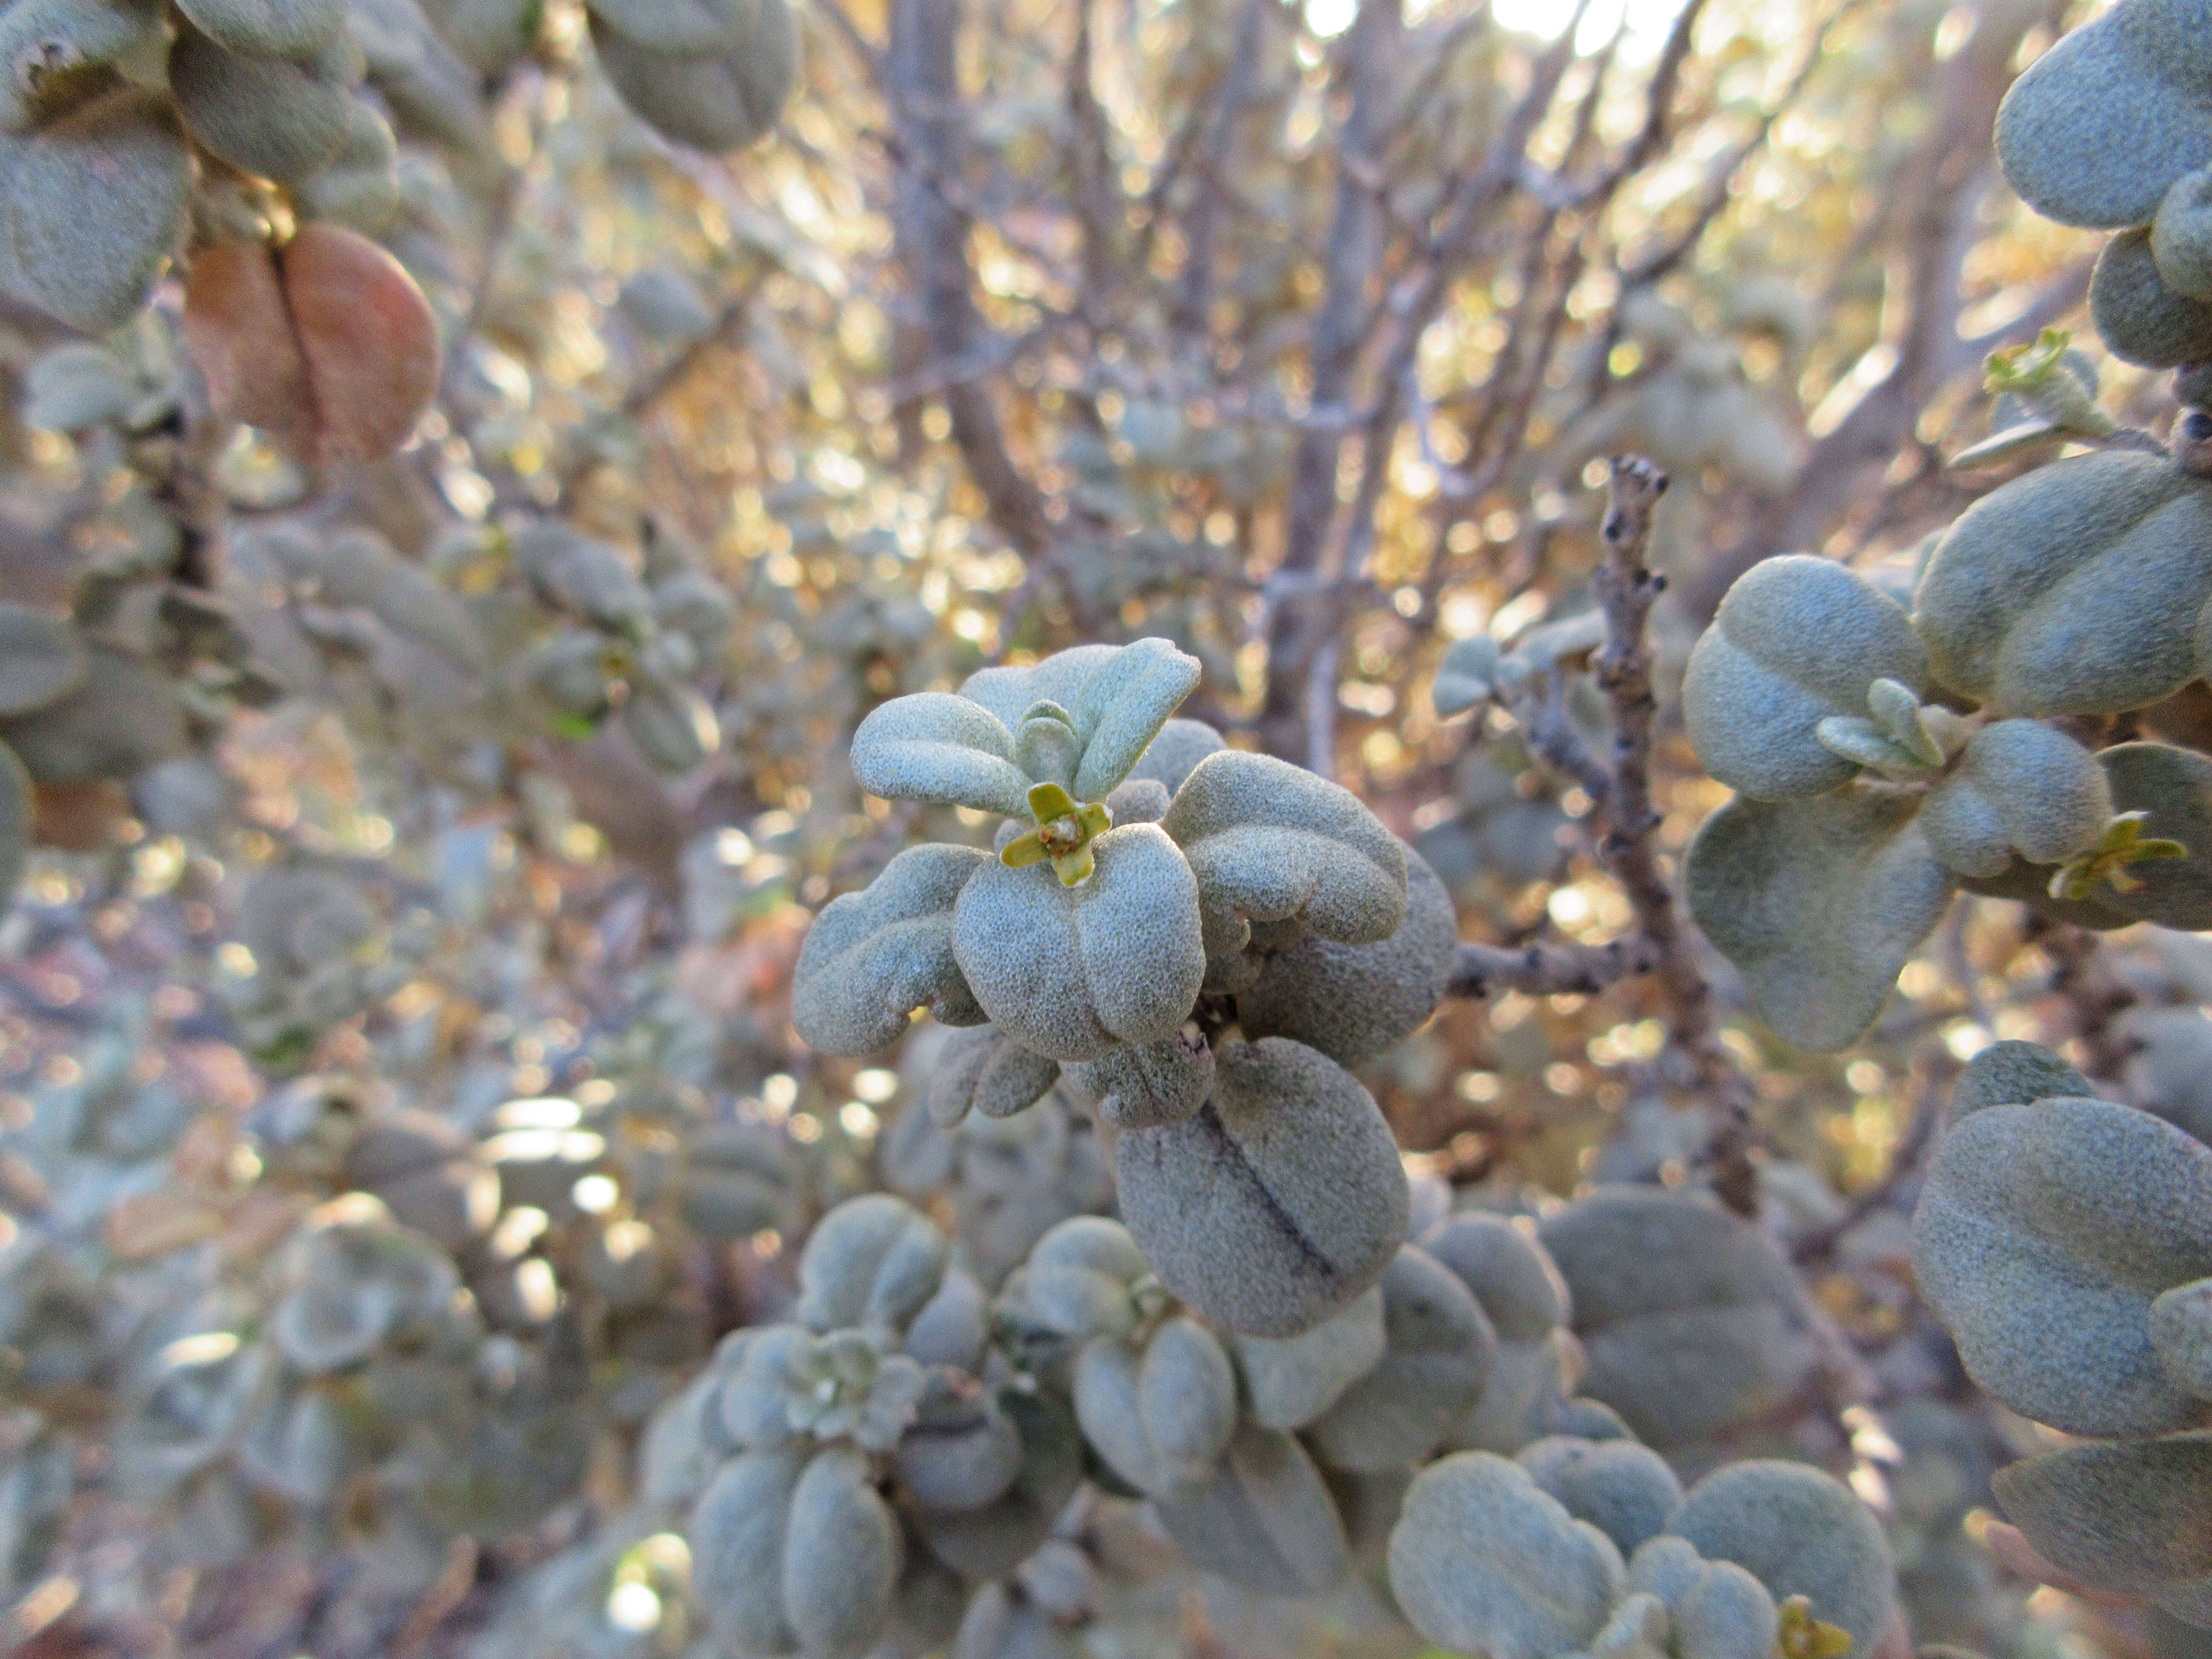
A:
417;0;537;71
1423;1210;1572;1342
21;344;135;433
1136;1316;1237;1486
1666;1460;1896;1659
1102;774;1170;825
926;1025;1061;1128
1305;1245;1494;1472
1672;1560;1780;1659
1582;1591;1669;1659
174;0;343;55
1159;749;1408;958
1959;741;2212;931
591;0;739;53
904;1266;988;1373
268;1214;460;1374
783;1445;902;1656
341;1110;495;1249
512;524;650;629
1234;1283;1386;1431
320;529;486;673
1912;1095;2212;1436
792;844;990;1056
348;0;497;153
1994;0;2212;230
1627;1538;1778;1659
690;1446;805;1655
2086;742;2212;930
235;1383;355;1506
1915;449;2212;719
3;90;189;335
1387;1451;1626;1659
2092;227;2212;368
951;824;1205;1062
1152;1422;1350;1596
914;1389;1084;1581
957;638;1203;802
1237;842;1457;1067
621;678;719;772
1125;716;1223;795
896;1373;1024;1513
794;1193;949;1337
1682;555;1927;802
591;0;796;154
0;645;187;784
1919;720;2111;879
1516;1436;1682;1560
2151;1278;2212;1400
1992;1431;2212;1612
2159;168;2212;301
169;24;359;185
1685;783;1956;1053
850;691;1030;818
1432;634;1501;719
1946;1038;2093;1123
1062;1031;1211;1129
1027;1213;1150;1281
1538;1187;1818;1452
1071;1335;1163;1495
0;742;30;913
677;1124;796;1241
1115;1036;1408;1338
953;1587;1080;1659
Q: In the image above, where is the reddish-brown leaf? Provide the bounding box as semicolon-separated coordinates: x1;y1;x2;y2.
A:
31;778;130;851
280;221;442;465
182;236;311;445
180;224;441;466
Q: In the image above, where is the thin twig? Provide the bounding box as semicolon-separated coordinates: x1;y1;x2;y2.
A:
2032;918;2141;1082
1447;935;1662;999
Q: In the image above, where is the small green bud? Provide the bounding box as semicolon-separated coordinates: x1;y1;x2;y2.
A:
999;781;1113;887
1776;1596;1855;1659
2048;809;2190;902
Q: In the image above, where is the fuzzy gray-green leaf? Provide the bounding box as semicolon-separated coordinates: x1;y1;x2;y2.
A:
1992;1432;2212;1611
1992;0;2212;230
958;638;1202;802
1919;720;2112;879
952;823;1205;1062
1914;450;2212;718
1665;1460;1895;1659
1237;843;1458;1068
849;691;1032;818
0;608;87;716
1151;1421;1350;1596
1686;784;1956;1053
1304;1244;1495;1471
792;844;990;1056
1683;555;1928;801
1115;1036;1408;1338
1160;748;1408;958
1387;1451;1627;1659
1912;1094;2212;1436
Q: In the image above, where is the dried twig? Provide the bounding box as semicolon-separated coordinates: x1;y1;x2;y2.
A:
885;0;1058;563
2032;918;2141;1082
1447;935;1661;1000
1441;457;1761;1211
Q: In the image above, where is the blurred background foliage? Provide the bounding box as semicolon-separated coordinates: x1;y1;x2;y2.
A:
0;0;2201;1654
